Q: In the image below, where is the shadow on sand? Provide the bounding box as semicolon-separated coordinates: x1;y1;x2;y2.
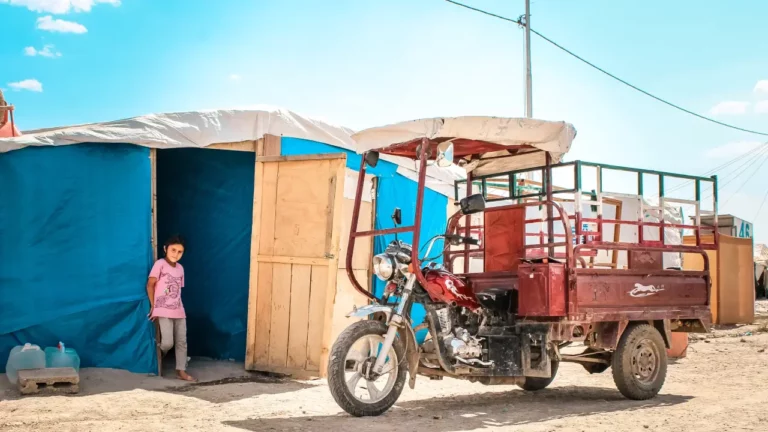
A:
225;386;693;432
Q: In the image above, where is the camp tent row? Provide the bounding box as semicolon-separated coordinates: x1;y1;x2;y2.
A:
0;107;461;377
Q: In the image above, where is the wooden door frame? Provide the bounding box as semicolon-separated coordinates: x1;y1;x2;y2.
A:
245;152;347;378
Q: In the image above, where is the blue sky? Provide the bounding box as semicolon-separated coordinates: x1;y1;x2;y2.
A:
3;0;768;241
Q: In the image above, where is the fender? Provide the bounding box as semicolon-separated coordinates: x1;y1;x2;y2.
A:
346;304;421;389
346;304;394;322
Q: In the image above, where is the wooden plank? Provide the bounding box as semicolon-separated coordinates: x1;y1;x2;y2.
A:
208;140;257;152
245;160;266;370
325;163;339;256
150;148;157;260
252;262;273;367
259;162;279;256
257;255;331;266
255;138;264;156
263;134;282;157
287;264;312;369
268;263;292;368
149;148;161;376
258;153;347;163
274;160;333;258
276;160;332;204
306;265;328;370
273;201;329;258
320;157;347;377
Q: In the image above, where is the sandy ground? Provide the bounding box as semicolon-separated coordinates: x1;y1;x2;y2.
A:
2;305;768;432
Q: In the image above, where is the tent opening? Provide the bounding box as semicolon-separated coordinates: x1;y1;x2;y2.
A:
155;148;255;364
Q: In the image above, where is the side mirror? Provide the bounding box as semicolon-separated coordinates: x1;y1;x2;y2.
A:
460;194;485;215
365;151;379;168
391;208;402;226
436;141;454;168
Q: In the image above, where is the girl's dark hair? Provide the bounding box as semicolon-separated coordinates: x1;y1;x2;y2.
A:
164;235;185;248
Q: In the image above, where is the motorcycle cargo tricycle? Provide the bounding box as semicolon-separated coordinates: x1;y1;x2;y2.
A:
328;117;715;416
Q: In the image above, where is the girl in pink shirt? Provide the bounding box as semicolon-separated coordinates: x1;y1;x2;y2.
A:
147;235;196;382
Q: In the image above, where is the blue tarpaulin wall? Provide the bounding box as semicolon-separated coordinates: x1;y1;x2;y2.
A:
0;143;157;374
156;148;255;362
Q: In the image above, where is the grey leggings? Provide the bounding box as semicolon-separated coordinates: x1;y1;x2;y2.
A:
158;317;188;371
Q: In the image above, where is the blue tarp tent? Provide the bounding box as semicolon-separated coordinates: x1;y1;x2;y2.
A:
0;109;452;374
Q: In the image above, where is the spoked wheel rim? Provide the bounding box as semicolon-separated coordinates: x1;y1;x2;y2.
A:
343;334;399;404
630;338;661;385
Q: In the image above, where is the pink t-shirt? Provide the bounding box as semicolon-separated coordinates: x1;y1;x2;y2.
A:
149;259;186;319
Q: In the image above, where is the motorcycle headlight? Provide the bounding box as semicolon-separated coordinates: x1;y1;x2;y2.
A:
372;254;395;281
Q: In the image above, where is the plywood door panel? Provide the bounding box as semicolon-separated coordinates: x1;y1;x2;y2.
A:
718;235;754;324
246;154;346;377
253;262;273;366
269;263;292;367
259;162;279;256
306;265;329;370
287;264;312;369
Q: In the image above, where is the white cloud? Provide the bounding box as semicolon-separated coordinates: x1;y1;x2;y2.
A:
1;0;120;14
709;101;750;115
36;15;87;33
8;79;43;92
229;74;242;81
755;100;768;114
755;80;768;94
24;44;62;58
705;141;763;159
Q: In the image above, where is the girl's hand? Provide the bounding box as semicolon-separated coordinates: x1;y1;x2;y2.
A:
148;308;156;322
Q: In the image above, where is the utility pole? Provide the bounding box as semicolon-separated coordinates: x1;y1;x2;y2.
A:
523;0;533;118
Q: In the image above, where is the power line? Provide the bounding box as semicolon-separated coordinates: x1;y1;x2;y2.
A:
665;142;768;195
722;150;768;206
443;0;768;137
754;188;768;221
718;147;768;191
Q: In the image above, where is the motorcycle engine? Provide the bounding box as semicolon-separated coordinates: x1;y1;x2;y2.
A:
444;327;483;359
434;308;484;363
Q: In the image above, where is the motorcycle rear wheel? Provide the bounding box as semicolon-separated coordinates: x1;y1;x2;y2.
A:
327;320;407;417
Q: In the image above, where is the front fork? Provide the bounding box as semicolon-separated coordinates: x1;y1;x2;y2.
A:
371;273;416;375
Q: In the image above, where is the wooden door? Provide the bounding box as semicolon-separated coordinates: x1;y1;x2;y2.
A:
245;154;346;378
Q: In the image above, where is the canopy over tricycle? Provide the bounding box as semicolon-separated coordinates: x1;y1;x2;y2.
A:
328;116;716;417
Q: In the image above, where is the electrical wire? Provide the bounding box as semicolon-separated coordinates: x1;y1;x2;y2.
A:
665;142;768;195
721;150;768;207
443;0;768;137
717;146;768;191
754;188;768;221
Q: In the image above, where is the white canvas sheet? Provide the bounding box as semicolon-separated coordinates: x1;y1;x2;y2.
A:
352;116;577;176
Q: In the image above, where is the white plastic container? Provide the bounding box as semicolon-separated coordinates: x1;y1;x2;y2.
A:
5;343;45;384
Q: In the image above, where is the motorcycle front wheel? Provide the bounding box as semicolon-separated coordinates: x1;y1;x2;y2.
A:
327;320;407;417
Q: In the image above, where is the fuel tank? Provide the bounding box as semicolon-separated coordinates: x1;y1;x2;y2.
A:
422;268;480;310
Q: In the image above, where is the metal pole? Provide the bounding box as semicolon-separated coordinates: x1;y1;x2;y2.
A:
524;0;533;118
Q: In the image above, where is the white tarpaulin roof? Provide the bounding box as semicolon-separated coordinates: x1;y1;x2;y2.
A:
1;106;355;152
0;106;460;196
353;116;577;176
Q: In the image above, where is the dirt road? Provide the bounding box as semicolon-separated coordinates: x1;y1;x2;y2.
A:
2;323;768;432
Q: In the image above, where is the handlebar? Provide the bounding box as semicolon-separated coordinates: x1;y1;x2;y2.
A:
422;234;478;262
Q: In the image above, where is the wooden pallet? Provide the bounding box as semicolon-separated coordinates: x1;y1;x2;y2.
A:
17;367;80;395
